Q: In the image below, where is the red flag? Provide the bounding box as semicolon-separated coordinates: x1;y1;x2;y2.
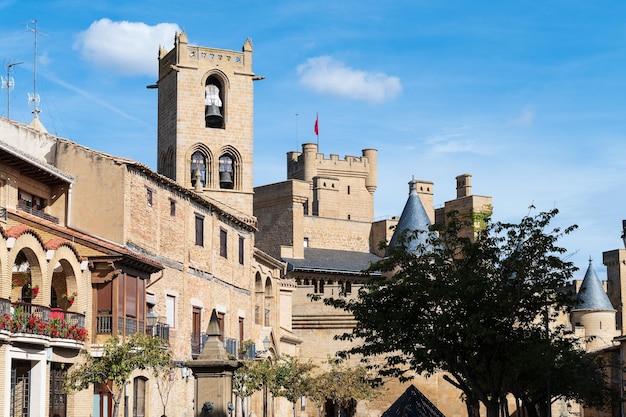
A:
314;113;319;136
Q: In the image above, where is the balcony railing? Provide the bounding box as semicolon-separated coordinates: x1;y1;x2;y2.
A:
190;334;256;359
146;322;170;342
0;298;87;343
16;202;59;224
191;332;208;356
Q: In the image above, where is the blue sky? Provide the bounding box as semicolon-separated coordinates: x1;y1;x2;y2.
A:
1;1;626;278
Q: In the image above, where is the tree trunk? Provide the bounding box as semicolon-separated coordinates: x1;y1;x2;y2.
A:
485;401;500;417
466;400;481;417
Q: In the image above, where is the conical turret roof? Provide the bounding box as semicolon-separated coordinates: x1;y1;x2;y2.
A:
573;259;614;311
388;180;433;255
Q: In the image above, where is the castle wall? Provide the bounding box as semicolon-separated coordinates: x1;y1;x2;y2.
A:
303;216;373;252
604;249;626;331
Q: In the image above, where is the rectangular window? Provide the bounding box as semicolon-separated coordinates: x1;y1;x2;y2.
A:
133;377;146;417
170;199;176;217
217;311;225;342
238;236;245;265
96;281;113;334
195;215;204;246
191;306;202;355
146;189;153;207
166;295;176;328
220;229;228;258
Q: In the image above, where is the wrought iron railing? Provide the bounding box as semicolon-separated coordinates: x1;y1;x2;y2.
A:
190;334;256;359
16;202;60;224
147;322;170;342
0;299;87;342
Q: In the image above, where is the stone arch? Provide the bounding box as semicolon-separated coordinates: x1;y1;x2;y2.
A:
264;277;273;326
186;143;214;189
9;232;48;304
48;244;83;312
255;272;263;325
217;145;243;190
159;145;175;180
0;232;9;298
201;70;229;129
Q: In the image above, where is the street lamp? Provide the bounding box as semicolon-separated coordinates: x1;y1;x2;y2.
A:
146;310;158;336
263;336;270;351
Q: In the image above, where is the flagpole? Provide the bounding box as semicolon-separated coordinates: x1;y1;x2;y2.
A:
295;113;299;151
315;112;319;148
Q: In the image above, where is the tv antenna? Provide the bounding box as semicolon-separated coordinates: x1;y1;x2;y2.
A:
1;61;23;119
26;20;48;119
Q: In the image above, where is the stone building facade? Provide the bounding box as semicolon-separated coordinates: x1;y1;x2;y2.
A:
0;33;290;417
255;151;496;417
0;29;624;417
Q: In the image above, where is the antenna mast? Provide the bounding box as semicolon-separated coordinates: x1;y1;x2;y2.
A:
2;61;23;119
26;20;47;119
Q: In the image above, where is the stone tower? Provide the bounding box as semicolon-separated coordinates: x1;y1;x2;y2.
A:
156;31;261;216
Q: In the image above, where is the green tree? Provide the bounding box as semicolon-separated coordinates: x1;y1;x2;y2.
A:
233;356;315;417
321;209;611;417
307;358;380;417
64;334;172;417
233;358;275;417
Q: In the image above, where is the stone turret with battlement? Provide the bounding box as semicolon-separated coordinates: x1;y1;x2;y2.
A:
283;143;377;223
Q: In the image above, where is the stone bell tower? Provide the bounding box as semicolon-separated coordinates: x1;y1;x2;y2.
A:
156;31;261;216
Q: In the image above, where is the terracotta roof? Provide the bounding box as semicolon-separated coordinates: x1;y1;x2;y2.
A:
7;209;163;273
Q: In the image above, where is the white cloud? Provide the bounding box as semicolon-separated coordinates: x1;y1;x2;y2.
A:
75;19;180;77
297;56;401;103
511;107;535;127
424;127;482;154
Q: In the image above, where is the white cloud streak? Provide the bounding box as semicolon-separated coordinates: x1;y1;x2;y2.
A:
74;19;180;77
511;107;535;127
297;56;401;103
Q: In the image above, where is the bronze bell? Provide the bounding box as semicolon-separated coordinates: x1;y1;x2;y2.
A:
205;104;223;127
219;171;233;188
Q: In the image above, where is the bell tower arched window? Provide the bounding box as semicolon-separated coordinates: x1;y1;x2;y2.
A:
219;154;234;189
205;76;224;129
191;151;207;188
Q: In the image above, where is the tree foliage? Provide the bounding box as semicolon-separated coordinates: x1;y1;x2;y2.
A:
233;355;379;416
321;208;612;417
64;334;173;417
307;357;381;415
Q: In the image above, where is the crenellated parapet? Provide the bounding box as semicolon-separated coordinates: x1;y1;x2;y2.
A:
287;143;377;193
159;31;253;80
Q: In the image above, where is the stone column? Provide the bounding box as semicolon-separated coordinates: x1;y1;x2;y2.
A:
186;310;240;417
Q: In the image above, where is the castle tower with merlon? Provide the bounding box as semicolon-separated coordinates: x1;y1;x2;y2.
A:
156;31;260;216
286;143;377;222
435;173;492;235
